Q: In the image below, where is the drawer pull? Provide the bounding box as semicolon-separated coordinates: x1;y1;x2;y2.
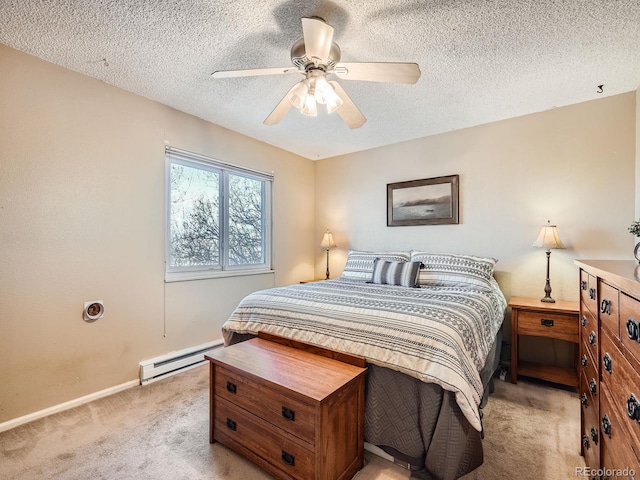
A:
590;425;598;444
581;315;587;327
603;353;612;374
282;406;296;422
226;381;237;394
600;299;611;315
581;393;588;407
226;418;237;431
627;318;640;342
627;393;640;421
581;280;587;291
281;450;295;467
541;318;554;327
582;434;590;450
588;331;596;345
589;379;597;395
601;414;611;438
581;354;588;367
589;287;596;300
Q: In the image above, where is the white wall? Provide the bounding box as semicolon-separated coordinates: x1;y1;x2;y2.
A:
315;92;636;366
0;45;315;422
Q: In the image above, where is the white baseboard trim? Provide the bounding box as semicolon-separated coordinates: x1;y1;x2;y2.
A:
0;379;139;434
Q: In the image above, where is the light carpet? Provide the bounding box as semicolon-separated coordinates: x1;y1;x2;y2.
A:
0;364;584;479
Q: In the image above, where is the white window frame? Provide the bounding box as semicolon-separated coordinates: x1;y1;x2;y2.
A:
165;147;273;282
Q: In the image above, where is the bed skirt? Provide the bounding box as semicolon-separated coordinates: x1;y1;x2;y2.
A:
225;329;501;480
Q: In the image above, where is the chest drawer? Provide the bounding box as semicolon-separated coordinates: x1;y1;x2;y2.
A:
620;292;640;368
215;366;316;444
215;396;315;480
517;310;578;342
599;282;620;340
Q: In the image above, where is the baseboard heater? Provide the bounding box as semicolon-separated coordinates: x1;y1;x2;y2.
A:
139;339;224;385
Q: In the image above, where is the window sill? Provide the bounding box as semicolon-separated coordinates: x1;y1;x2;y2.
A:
165;268;274;283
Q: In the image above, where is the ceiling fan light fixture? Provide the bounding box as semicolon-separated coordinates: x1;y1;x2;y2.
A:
288;80;309;109
325;91;343;114
300;94;318;116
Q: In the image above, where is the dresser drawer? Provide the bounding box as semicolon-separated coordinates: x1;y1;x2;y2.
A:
620;292;640;368
600;332;640;461
517;310;578;342
581;306;599;367
599;382;640;480
582;340;599;395
215;366;316;445
215;396;315;480
582;371;601;471
599;282;620;340
581;270;599;317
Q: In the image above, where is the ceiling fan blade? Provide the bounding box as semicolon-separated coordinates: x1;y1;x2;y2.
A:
328;81;366;129
334;62;421;84
212;67;301;79
263;83;299;126
301;17;334;64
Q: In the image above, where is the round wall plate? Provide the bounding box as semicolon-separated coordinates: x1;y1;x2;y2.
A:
83;301;104;321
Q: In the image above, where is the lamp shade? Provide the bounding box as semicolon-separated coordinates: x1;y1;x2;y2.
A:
320;230;337;249
532;221;565;250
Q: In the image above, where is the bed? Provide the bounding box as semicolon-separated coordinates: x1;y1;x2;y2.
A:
222;251;507;480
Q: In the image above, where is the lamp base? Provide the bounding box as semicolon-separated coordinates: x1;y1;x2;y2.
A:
540;296;556;303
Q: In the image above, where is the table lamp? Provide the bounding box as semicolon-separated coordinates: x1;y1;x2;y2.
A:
320;230;337;280
532;220;565;303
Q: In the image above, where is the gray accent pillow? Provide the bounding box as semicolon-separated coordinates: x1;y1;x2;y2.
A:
371;259;422;287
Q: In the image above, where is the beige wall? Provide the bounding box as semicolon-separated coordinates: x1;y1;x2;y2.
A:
0;45;315;423
315;92;636;366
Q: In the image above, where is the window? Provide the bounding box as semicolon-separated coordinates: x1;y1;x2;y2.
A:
165;147;272;281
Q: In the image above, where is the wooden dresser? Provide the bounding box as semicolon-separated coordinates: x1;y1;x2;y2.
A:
576;260;640;479
205;333;367;480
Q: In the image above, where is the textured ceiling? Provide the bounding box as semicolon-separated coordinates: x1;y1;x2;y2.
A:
1;1;639;160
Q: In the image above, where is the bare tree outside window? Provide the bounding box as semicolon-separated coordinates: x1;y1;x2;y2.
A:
166;151;271;278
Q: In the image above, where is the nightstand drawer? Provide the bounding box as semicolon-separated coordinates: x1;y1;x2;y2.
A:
517;310;579;342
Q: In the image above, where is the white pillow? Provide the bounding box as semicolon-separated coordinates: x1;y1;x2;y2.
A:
340;250;411;281
410;251;496;287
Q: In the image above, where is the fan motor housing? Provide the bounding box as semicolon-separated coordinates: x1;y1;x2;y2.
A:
291;38;341;70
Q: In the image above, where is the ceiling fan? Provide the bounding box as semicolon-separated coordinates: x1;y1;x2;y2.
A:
211;17;421;129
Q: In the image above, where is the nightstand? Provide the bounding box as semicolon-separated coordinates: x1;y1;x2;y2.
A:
299;279;327;284
509;296;579;387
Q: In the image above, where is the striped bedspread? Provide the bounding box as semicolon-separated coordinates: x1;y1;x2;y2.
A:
222;278;507;431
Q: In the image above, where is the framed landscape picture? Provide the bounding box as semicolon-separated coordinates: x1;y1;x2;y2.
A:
387;175;459;226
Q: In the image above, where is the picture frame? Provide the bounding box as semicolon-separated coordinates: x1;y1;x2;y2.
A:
387;175;459;226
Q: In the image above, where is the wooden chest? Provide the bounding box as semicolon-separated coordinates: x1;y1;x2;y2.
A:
575;260;640;479
205;333;367;480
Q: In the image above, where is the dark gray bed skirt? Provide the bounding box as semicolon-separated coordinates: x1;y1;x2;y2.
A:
225;329;502;480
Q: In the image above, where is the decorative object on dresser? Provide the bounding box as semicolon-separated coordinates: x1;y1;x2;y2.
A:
509;296;579;387
532;220;565;303
628;219;640;262
575;260;640;477
205;332;367;480
320;229;337;280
